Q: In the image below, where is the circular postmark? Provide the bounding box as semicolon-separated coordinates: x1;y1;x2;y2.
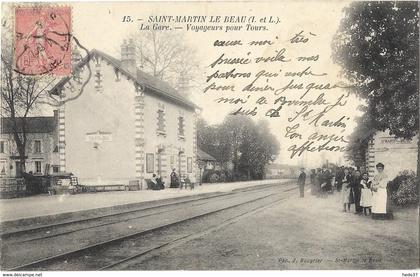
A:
14;6;72;76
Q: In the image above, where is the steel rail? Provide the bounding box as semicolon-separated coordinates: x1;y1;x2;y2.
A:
7;185;297;271
3;181;295;244
2;180;294;240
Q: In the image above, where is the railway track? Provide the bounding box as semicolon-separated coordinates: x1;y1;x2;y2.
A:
3;181;297;271
2;180;294;243
100;194;291;270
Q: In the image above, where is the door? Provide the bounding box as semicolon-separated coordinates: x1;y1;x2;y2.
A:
15;161;23;177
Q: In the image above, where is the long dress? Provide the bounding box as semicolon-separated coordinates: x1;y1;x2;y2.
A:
323;170;332;193
372;172;389;214
150;179;158;190
170;172;179;188
353;176;362;212
341;175;353;204
360;179;372;208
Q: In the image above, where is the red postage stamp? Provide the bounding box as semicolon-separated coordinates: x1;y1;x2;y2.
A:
14;6;72;76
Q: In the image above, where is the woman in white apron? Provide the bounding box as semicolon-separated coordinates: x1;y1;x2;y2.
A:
371;163;390;219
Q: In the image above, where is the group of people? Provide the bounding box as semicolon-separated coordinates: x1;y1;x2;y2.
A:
297;162;392;220
297;167;336;198
149;169;196;190
149;174;165;190
170;168;195;189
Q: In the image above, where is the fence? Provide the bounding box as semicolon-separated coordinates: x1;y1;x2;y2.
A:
0;178;26;199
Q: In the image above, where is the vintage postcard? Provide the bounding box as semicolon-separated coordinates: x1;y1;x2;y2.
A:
0;0;419;273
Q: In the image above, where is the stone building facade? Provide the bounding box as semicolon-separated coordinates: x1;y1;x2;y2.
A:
55;40;199;187
365;130;418;179
0;114;59;177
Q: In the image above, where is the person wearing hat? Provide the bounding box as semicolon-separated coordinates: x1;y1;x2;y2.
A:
371;162;391;219
297;168;306;198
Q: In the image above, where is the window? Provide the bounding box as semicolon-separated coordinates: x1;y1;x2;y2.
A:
157;110;166;133
0;161;6;175
178;116;185;137
146;153;154;173
0;141;4;153
34;140;41;153
187;157;192;173
52;166;59;173
35;161;42;173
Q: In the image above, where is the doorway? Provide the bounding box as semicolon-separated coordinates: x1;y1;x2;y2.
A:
15;161;23;177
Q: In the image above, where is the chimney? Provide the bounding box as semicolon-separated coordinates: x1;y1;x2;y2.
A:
121;39;137;75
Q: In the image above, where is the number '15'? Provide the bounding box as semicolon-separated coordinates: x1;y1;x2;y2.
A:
122;16;133;22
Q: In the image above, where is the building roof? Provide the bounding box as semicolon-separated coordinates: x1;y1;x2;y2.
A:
197;148;217;162
1;116;56;134
53;49;198;110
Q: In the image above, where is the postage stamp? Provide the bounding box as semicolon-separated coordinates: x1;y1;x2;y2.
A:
14;6;72;76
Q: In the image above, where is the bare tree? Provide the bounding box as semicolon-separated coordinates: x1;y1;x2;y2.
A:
128;30;200;96
1;9;91;173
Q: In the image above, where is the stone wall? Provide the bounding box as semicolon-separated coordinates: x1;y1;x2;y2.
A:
0;178;25;199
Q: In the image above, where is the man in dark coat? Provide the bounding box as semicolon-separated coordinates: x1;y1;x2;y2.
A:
315;168;322;197
297;168;306;198
335;166;344;192
353;170;363;214
323;168;332;194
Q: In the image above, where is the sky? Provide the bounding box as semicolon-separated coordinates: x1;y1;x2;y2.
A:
3;1;364;168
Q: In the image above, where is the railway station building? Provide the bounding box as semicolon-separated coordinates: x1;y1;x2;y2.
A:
54;40;199;187
365;130;418;179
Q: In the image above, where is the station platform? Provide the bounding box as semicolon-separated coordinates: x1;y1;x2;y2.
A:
0;179;292;225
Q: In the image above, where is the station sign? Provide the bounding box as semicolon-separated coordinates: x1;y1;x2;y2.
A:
85;131;113;143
